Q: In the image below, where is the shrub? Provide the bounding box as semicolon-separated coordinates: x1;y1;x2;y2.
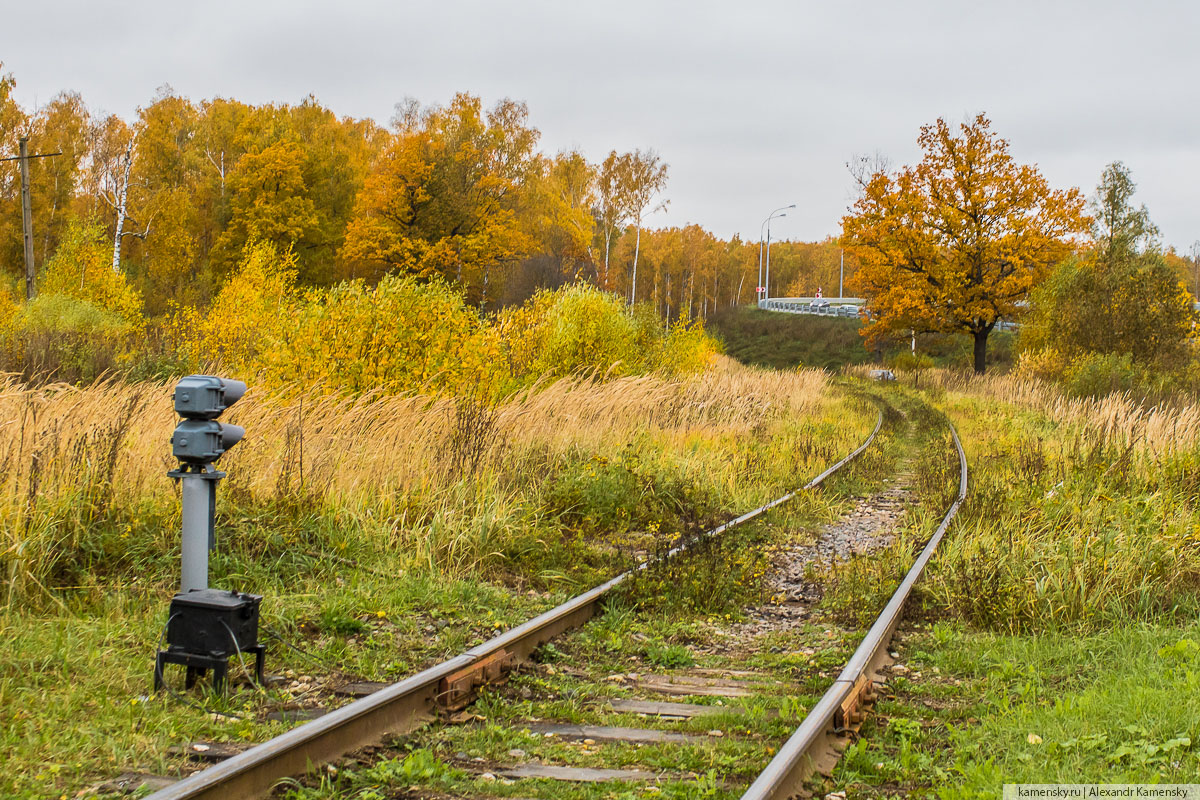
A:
38;216;144;326
0;218;146;382
498;283;717;382
9;238;720;397
525;284;642;378
264;273;506;397
166;239;298;373
1061;352;1140;399
3;294;135;383
657;316;720;376
1015;346;1068;383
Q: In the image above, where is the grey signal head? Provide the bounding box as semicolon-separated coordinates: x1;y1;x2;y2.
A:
173;375;247;420
171;375;247;464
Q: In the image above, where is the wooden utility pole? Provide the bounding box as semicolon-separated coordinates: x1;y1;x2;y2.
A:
2;141;62;300
18;136;34;300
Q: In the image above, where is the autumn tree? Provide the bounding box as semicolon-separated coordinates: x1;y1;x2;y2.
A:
520;149;596;276
201;97;379;289
1022;163;1196;371
1161;245;1197;297
621;149;668;304
843;114;1088;373
595;151;629;289
27;93;91;264
0;64;29;282
212;140;319;270
340;93;538;303
775;239;857;298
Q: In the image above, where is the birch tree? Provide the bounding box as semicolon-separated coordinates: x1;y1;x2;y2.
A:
620;149;668;304
96;127;150;274
595;151;630;290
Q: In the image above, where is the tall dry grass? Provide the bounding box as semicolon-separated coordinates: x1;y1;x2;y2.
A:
0;356;833;601
926;369;1200;456
890;370;1200;630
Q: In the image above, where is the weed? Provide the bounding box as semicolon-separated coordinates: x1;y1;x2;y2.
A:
317;609;368;637
641;642;695;668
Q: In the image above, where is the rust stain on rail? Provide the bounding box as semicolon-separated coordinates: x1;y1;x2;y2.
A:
437;649;514;710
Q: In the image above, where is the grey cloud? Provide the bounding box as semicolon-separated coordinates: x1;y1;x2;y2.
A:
1;0;1196;248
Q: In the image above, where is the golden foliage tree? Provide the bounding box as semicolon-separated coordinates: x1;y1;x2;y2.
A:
776;239;857;299
340;93;539;303
0;65;29;280
521;150;596;274
212;140;319;268
842;114;1088;373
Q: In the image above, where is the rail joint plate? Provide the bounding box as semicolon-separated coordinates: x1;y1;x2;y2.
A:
835;668;876;730
437;649;514;710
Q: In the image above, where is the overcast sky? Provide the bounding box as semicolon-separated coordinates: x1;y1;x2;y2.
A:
2;0;1197;252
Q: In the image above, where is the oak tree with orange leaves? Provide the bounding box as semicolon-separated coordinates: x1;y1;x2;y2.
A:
842;114;1088;373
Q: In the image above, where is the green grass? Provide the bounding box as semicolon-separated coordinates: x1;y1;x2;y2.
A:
831;620;1200;797
0;370;880;799
707;307;871;370
267;386;948;800
811;379;1200;796
706;306;1017;373
0;569;556;800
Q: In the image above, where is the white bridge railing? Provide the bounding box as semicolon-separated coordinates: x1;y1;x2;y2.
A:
758;297;864;318
757;297;1020;331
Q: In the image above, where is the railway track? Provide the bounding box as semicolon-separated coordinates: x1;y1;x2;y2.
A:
130;396;964;800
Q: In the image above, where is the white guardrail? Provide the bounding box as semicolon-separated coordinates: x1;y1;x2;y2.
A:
757;297;1019;331
758;297;864;318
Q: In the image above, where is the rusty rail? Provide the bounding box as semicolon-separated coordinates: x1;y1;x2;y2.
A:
739;417;968;800
144;409;884;800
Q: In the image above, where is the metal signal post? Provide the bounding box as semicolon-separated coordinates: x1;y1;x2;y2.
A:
168;375;246;591
156;375;264;693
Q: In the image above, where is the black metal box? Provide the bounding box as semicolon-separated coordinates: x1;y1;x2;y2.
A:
166;588;262;657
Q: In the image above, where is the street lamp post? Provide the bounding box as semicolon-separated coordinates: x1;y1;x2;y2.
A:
758;204;794;304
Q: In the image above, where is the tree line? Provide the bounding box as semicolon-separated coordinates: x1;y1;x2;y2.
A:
9;64;1191;390
0;67;852;324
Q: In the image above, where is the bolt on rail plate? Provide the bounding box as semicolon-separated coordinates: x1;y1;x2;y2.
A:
834;674;875;731
437;648;514;710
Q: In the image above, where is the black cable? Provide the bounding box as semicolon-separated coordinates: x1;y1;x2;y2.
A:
219;618;263;693
261;623;343;673
154;613;244;720
153;613;178;694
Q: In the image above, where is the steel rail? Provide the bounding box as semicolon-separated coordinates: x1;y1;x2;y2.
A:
740;417;968;800
146;409;883;800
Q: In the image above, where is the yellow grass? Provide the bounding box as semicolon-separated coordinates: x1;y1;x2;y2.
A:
0;356;834;599
927;369;1200;455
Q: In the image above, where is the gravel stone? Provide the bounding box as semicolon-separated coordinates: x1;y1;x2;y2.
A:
730;474;913;638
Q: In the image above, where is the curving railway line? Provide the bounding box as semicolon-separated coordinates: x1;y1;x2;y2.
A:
135;396;966;800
